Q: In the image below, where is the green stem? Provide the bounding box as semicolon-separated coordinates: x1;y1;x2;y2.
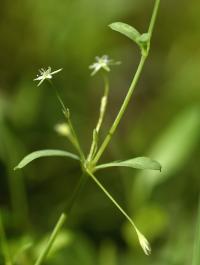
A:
64;110;85;162
35;173;87;265
95;74;109;134
49;80;85;161
148;0;161;37
93;55;146;164
0;213;13;265
88;172;151;255
34;213;66;265
87;75;109;162
64;173;88;213
88;171;138;231
93;0;161;164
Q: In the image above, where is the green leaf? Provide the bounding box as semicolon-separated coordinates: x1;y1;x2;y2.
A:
95;157;161;171
14;149;79;170
109;22;141;45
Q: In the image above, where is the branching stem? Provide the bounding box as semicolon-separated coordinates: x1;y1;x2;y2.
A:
93;0;161;164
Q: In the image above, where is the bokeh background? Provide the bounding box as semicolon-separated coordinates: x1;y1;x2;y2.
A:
0;0;200;264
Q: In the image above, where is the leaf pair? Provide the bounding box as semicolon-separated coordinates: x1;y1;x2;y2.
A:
15;150;161;173
14;149;161;257
109;22;150;54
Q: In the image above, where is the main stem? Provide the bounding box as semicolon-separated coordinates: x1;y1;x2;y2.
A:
93;55;146;164
93;0;160;164
34;173;87;265
34;213;66;265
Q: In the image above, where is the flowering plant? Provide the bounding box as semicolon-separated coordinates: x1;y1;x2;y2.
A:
15;0;161;263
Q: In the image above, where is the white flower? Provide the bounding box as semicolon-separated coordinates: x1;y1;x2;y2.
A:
89;55;120;76
136;229;151;255
34;67;62;86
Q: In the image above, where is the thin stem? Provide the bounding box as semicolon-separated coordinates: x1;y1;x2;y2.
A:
88;171;151;255
95;74;109;134
0;213;13;265
49;80;85;161
93;55;146;164
64;173;88;214
34;213;66;265
64;110;85;162
93;0;161;164
148;0;161;37
34;173;87;265
88;171;138;231
87;129;98;163
87;75;109;162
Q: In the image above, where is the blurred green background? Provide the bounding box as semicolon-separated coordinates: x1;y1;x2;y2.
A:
0;0;200;264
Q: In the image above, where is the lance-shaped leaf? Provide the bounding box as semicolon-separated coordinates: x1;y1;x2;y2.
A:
95;157;161;172
14;149;79;170
109;22;141;46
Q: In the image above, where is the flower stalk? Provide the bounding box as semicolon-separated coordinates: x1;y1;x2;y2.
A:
15;0;162;260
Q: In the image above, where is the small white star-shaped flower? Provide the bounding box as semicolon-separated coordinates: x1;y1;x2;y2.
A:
34;67;62;86
89;55;120;76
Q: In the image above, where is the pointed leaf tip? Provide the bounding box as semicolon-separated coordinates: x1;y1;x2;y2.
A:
96;157;162;172
14;149;79;170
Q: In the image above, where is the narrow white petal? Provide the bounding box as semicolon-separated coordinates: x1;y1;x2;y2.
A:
51;68;63;75
37;79;45;86
34;76;43;81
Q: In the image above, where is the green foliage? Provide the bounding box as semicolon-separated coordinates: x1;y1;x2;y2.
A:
109;22;141;44
13;0;161;258
95;157;161;171
0;0;199;264
14;150;79;170
109;22;150;54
